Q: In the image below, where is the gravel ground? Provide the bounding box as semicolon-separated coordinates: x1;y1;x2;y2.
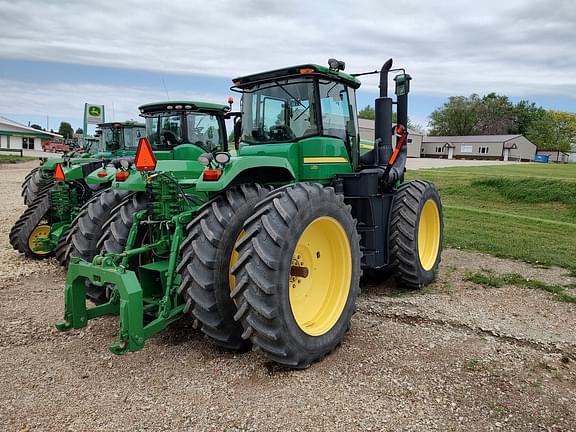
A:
0;161;575;431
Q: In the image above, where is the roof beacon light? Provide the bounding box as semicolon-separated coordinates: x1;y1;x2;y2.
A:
299;68;315;75
328;58;345;71
54;163;66;181
134;137;157;171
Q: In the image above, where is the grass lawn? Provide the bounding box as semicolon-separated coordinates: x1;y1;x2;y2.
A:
407;163;576;274
0;154;38;164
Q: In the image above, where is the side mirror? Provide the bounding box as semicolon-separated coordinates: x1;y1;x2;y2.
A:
233;118;242;151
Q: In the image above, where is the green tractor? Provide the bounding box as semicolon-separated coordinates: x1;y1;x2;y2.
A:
63;101;234;303
57;59;443;368
9;121;145;261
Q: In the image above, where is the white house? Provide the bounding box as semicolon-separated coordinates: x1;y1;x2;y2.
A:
0;116;62;151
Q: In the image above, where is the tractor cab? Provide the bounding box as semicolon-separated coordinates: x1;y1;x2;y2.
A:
138;101;229;159
222;60;411;189
230;63;361;183
95;121;146;155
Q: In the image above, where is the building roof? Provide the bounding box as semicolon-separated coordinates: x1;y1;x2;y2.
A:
0;116;62;138
423;134;521;143
357;118;422;136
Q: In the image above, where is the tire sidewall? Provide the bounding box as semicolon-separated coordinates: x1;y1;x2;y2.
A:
273;193;360;356
414;186;444;284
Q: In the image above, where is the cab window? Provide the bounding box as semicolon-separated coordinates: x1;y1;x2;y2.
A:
319;81;353;142
187;113;223;152
241;78;317;144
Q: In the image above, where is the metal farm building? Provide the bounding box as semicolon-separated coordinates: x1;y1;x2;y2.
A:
420;135;536;161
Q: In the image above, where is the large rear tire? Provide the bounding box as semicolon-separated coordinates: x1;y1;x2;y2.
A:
65;189;133;265
80;193;149;304
22;168;54;206
178;184;270;351
232;183;361;368
9;183;54;258
389;180;443;288
99;193;149;255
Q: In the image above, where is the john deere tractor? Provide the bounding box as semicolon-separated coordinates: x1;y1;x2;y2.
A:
57;59;443;368
62;101;234;304
9;121;145;261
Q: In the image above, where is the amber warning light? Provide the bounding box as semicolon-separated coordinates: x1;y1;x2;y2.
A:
54;163;66;181
134;137;157;171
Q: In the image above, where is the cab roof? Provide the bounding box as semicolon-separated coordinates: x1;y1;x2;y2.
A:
98;121;145;128
232;64;361;89
138;101;229;115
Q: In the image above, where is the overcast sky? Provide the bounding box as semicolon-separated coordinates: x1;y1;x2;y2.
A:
0;0;575;131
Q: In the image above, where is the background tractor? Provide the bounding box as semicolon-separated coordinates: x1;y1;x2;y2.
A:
10;121;145;262
57;59;443;369
62;101;234;304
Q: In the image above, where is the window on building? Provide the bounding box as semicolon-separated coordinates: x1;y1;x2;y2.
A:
435;146;443;153
22;137;35;150
478;146;489;154
407;138;412;143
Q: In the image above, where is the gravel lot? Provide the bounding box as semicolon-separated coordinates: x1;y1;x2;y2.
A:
0;161;575;431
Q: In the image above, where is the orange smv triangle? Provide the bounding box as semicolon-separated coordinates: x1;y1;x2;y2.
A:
134;137;157;171
54;163;66;181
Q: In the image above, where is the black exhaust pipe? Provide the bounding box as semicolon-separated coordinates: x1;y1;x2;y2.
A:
373;59;394;166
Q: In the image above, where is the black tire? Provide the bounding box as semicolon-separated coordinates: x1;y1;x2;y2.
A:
99;193;149;255
22;168;54;206
9;183;54;258
54;224;73;266
389;180;443;288
232;183;361;369
65;189;133;265
76;193;149;305
178;184;270;351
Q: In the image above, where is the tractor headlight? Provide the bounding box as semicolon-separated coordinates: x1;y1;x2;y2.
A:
214;152;231;165
120;158;131;170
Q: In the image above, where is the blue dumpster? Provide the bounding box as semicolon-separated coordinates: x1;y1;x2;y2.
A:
534;154;549;163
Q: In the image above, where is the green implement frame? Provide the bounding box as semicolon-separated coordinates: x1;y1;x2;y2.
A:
57;204;198;353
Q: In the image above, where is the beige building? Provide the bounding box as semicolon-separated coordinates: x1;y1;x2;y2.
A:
421;135;536;161
358;118;423;158
0;116;62;151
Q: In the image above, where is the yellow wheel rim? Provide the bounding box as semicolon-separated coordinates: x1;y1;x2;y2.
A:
27;224;52;255
289;216;352;336
229;231;244;291
418;199;441;271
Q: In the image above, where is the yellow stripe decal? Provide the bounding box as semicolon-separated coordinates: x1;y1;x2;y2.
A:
303;157;349;164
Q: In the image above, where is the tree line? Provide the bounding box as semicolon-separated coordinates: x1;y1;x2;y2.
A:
359;93;576;151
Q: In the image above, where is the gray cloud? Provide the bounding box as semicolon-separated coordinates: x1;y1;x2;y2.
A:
0;0;575;99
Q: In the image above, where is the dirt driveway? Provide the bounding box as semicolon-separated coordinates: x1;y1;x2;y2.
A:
0;162;574;431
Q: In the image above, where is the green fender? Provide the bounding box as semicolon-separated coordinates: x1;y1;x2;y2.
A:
195;156;296;192
86;165;117;185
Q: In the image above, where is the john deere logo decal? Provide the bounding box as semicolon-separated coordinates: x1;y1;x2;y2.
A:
89;106;101;116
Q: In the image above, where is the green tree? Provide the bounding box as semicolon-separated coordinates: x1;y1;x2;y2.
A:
514;100;547;135
428;95;480;136
475;93;515;134
549;111;576;150
75;128;84;134
358;105;375;120
58;122;74;139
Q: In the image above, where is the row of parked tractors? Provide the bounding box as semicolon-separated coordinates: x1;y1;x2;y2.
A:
10;59;443;368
